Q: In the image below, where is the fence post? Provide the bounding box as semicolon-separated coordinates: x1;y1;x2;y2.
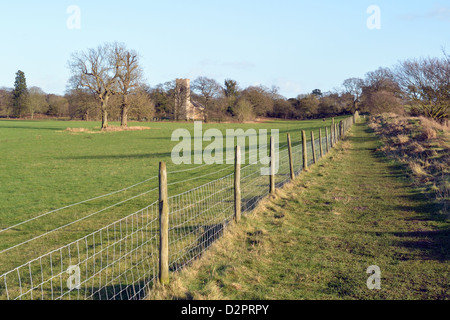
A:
330;126;334;149
311;131;317;164
270;135;276;194
319;128;324;158
339;121;343;139
325;127;329;153
335;123;338;143
287;133;295;181
159;162;169;285
234;146;241;223
302;130;308;170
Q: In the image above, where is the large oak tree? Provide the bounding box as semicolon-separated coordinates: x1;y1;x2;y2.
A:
68;43;121;129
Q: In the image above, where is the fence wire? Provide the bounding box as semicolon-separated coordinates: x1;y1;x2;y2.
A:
0;116;357;300
1;203;159;300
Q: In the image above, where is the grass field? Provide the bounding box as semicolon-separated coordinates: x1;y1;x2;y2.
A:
148;121;450;300
0;117;344;278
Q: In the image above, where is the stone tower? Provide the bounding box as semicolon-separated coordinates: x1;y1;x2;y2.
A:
175;78;205;121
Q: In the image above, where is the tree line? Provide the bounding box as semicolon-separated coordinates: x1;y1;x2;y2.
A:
0;43;448;125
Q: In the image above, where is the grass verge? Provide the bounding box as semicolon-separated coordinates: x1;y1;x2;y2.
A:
368;113;449;215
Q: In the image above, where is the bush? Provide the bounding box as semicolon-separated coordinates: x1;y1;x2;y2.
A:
234;98;255;122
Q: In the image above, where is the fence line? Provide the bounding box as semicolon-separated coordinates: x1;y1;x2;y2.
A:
0;133;291;235
0;114;359;300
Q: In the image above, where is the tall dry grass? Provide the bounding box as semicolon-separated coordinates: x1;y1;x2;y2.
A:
369;113;449;214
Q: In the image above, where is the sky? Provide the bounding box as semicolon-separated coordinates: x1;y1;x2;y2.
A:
0;0;449;99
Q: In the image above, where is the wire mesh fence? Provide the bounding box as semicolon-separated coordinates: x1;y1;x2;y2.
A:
1;202;159;300
0;115;358;300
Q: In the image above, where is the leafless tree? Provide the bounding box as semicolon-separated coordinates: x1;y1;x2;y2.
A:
68;43;121;129
114;44;144;127
342;78;364;111
395;56;449;119
128;88;155;121
28;87;48;119
0;88;13;118
192;77;223;108
360;67;402;114
240;85;274;117
191;77;223;121
66;88;98;121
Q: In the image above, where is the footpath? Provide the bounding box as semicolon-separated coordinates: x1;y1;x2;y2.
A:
152;121;449;300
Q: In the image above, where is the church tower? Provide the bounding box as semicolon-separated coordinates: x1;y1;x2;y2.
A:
175;78;204;121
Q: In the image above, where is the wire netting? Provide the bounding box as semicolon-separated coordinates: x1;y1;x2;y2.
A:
0;116;357;300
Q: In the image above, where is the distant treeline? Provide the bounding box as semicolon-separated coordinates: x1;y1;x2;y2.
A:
1;46;448;123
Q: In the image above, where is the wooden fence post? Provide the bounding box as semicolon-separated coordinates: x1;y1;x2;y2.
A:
234;146;241;223
287;133;295;180
330;126;334;149
270;135;275;194
159;162;169;285
319;128;324;158
335;123;338;143
325;127;329;153
311;131;317;164
302;130;308;170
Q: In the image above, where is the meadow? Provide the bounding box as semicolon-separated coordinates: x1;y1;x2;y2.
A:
0;117;344;279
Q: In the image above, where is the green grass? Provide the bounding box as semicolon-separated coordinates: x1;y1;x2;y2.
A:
149;121;450;300
0;117;344;275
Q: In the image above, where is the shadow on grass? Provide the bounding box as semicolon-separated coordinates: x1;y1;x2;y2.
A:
392;228;450;262
0;125;65;131
57;152;174;160
360;122;450;262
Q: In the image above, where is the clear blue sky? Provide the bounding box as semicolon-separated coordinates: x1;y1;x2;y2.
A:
0;0;449;98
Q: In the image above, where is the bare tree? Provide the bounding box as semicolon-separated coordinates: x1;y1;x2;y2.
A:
191;77;223;121
28;87;48;119
360;67;401;115
46;94;69;117
192;77;222;108
68;43;121;129
342;78;364;111
66;88;98;120
240;85;274;117
114;44;144;127
395;56;449;119
128;88;155;121
364;67;398;92
0;88;13;118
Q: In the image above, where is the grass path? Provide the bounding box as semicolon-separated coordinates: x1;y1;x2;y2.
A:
150;121;450;300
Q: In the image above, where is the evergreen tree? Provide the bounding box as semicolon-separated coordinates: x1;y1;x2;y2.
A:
224;79;239;115
13;70;28;117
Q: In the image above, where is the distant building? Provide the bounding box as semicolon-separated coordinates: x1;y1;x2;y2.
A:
175;79;205;121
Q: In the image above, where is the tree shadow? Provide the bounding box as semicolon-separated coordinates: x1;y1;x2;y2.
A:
57;152;174;160
0;125;64;131
362;123;450;262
